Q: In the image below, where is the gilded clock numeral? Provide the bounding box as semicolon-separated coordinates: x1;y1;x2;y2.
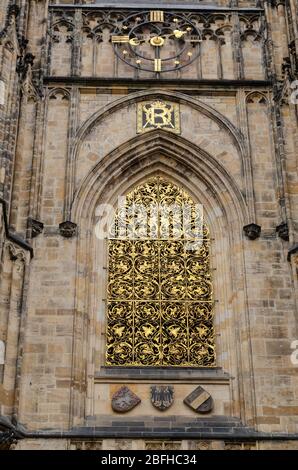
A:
150;11;164;22
154;59;162;72
112;35;130;44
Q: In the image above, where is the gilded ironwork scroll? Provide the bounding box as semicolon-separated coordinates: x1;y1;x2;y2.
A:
106;177;215;367
137;101;180;134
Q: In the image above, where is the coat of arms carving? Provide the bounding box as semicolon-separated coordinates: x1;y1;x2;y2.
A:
137;101;180;134
151;385;174;411
183;386;213;414
111;386;141;413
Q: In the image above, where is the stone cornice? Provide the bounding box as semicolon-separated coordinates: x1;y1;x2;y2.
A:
49;4;264;14
1;414;298;441
44;76;272;89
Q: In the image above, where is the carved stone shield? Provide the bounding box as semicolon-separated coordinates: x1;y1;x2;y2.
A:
151;386;174;411
111;386;141;413
184;386;213;414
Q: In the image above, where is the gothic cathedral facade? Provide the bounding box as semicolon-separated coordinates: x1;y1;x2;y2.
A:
0;0;298;450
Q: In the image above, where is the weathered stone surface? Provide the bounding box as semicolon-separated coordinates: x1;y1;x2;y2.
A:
184;386;214;414
111;386;141;413
0;0;298;451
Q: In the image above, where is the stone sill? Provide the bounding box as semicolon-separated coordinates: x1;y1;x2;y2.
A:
95;366;231;383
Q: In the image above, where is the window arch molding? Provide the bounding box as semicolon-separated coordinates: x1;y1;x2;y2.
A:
70;131;252;425
66;89;251;222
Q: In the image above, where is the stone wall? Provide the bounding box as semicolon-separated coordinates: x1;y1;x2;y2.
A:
0;0;298;450
47;7;266;81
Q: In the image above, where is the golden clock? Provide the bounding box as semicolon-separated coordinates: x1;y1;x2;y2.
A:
111;10;202;74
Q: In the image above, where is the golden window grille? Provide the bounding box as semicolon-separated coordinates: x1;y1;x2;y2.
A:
106;177;215;367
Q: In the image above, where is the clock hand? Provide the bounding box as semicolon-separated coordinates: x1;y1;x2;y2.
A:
112;31;201;53
185;38;202;43
164;31;202;43
111;35;146;46
158;31;188;41
172;29;188;39
161;30;201;42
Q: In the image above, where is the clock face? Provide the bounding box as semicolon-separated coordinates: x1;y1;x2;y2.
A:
112;11;202;73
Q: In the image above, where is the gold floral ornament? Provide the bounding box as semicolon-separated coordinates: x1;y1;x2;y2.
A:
106;177;215;367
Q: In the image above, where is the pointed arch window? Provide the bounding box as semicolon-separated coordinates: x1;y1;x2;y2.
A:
106;177;215;367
